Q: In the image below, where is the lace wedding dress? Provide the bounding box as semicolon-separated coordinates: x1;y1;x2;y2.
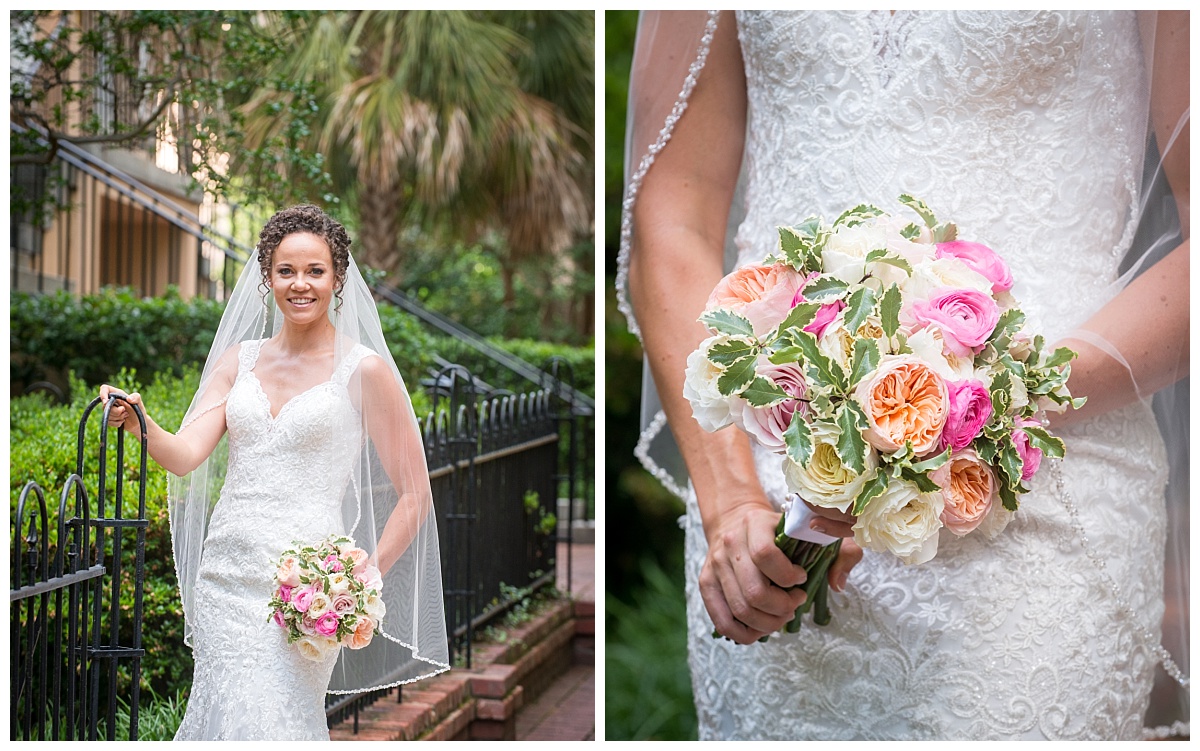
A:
174;339;375;741
676;11;1172;740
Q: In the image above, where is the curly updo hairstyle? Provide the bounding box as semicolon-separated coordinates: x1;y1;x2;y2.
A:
256;205;352;304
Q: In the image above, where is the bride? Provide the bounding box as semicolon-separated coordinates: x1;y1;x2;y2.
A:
618;11;1188;740
101;205;449;740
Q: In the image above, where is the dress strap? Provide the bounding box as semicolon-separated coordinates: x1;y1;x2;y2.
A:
236;338;265;377
332;344;378;387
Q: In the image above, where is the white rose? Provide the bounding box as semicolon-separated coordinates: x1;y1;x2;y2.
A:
307;591;332;618
902;257;993;302
683;336;738;432
295;635;334;662
852;480;945;565
907;329;975;382
364;592;387;620
822;223;888;284
782;423;881;513
327;573;351;595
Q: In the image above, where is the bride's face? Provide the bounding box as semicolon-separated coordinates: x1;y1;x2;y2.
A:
270;232;337;324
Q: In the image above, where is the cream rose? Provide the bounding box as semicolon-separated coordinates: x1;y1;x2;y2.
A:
307;591;332;618
327;573;352;595
683;336;738;432
295;635;334;662
932;448;997;536
853;354;949;456
852;480;944;564
902;257;993;302
275;555;302;588
364;592;387;620
782;423;880;513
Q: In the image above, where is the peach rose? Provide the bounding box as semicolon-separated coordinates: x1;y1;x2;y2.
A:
705;263;806;337
275;555;302;588
853;355;949;456
346;615;376;650
931;448;997;536
345;547;371;575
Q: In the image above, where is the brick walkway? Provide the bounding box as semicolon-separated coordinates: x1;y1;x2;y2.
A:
515;540;595;741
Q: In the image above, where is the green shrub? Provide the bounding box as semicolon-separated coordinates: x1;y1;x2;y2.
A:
428;336;595;399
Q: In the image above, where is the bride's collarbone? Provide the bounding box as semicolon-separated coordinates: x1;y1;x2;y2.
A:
251;348;338;415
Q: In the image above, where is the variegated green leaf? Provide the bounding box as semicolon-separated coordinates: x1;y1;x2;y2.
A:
794;330;846;392
930;221;957;243
834;203;885;228
909;447;951;474
777;301;820;334
802;276;850;302
880;283;902;339
849;337;880;388
742;376;791;407
1042;346;1077;369
784;411;813;466
998;482;1019;512
777;226;807;269
900;467;941;494
716;355;757;396
997;440;1025;489
843;287;877;335
700;308;755;337
899;222;922;240
898;193;937;227
707;337;758;366
1021;425;1066;458
852;470;888;515
835;402;868;474
864;248;914;275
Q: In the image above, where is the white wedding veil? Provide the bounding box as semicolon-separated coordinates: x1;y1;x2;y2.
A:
169;206;450;694
615;10;1188;737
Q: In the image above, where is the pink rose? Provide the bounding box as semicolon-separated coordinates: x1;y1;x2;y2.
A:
332;592;358;616
315;611;340;637
733;361;808;452
938;379;993;452
906;288;1000;358
291;584;319;613
323;554;344;573
356;565;383;593
1012;417;1044;481
789;272;847;339
300;615;319;636
278;585;294;603
276;555;302;587
706;263;807;337
936;241;1013;294
932;448;997;536
272;610;287;629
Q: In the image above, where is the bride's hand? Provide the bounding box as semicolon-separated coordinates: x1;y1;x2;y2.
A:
98;384;145;435
700;493;810;644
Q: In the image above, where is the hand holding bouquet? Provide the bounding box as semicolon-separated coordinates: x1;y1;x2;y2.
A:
268;534;387;661
685;196;1083;636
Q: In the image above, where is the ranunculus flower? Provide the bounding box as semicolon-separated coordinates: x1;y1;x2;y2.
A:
276;555;302;588
932;448;997;536
272;611;286;629
295;635;332;662
291;584;318;613
782;423;880;513
278;585;294;603
938;379;993;452
789;272;846;339
852;480;944;565
853;355;949;456
307;591;332;618
936;240;1013;294
731;361;808;452
315;612;340;637
1012;416;1044;481
906;288;1000;357
323;554;344;572
706;263;807;337
683;336;738;432
332;592;358;616
346;616;376;650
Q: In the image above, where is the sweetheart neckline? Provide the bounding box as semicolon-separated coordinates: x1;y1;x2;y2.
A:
245;370;338;423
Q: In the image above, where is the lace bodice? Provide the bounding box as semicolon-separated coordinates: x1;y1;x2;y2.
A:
174;340;377;741
734;10;1146;341
676;11;1171;740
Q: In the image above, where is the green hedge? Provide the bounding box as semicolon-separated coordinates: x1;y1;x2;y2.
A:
429;336;595;399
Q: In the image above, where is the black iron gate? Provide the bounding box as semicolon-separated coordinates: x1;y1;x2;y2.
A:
10;396;149;740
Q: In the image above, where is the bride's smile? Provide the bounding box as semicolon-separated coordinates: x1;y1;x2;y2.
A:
271;232;337;324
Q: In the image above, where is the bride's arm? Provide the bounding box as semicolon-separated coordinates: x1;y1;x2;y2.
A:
1055;11;1189;426
628;12;859;644
99;346;235;476
358;355;432;577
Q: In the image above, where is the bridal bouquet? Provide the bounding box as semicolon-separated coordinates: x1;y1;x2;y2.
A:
268;534;387;661
685;195;1083;634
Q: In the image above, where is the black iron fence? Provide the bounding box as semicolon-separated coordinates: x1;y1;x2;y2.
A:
10;397;148;741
